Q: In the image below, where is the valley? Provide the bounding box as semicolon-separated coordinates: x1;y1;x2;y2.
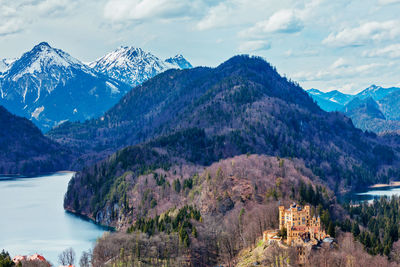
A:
2;48;400;267
3;0;400;265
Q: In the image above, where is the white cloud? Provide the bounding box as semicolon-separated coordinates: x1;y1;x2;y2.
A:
323;20;400;47
378;0;400;4
284;49;319;57
196;2;232;30
36;0;78;16
0;0;80;38
239;0;322;38
0;4;25;37
331;57;349;69
293;61;387;81
242;9;303;37
0;18;24;36
326;83;358;94
195;0;284;32
238;40;271;52
103;0;209;21
363;44;400;58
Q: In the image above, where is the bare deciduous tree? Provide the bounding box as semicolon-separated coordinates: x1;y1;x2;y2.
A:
58;248;75;266
79;250;91;267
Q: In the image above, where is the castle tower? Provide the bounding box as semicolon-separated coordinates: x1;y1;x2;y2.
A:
287;226;292;245
279;206;285;230
304;205;311;226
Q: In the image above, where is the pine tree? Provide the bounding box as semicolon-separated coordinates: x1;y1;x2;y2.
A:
328;222;335;237
352;222;360;237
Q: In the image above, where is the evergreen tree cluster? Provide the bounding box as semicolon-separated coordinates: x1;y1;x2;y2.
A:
343;196;400;256
0;250;14;267
127;206;202;247
298;181;336;237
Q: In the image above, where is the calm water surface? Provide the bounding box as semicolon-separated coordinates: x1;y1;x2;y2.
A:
350;185;400;203
0;172;106;265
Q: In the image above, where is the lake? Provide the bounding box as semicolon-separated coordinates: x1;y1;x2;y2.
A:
349;184;400;203
0;172;106;265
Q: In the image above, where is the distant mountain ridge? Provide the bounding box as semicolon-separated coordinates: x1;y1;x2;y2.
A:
307;85;400;133
0;42;192;132
89;46;192;87
165;54;192;69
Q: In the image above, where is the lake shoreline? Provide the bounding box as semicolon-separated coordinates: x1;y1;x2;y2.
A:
369;181;400;188
0;170;75;180
0;172;105;264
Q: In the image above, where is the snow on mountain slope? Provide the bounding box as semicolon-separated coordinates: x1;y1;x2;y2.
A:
89;46;192;86
307;88;354;111
2;42;96;101
0;58;16;74
0;42;130;132
356;84;400;101
308;85;400;133
0;42;191;132
165;54;192;69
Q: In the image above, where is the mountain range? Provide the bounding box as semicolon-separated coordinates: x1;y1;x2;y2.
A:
47;56;400;223
88;46;192;87
0;42;191;132
4;53;400;264
308;85;400;133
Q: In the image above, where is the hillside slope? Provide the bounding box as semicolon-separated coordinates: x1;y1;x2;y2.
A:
65;153;330;228
67;153;341;266
52;56;399;189
61;55;400;265
0;105;72;175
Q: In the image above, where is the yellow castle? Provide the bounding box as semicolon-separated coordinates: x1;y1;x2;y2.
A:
263;203;327;246
263;203;329;265
279;203;326;245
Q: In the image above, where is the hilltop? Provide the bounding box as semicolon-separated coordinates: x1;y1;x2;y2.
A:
52;55;400;190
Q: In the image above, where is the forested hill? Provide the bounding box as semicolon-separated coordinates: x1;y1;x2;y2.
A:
53;55;398;191
62;55;400;263
48;55;318;166
0;105;72;175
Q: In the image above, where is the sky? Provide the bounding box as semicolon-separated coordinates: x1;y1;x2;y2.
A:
0;0;400;94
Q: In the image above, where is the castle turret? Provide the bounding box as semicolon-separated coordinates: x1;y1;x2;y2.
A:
287;226;292;245
279;206;285;230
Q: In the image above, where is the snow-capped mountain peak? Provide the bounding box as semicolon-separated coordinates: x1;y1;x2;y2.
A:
360;84;382;94
90;46;163;71
7;42;90;81
90;46;192;86
0;42;191;131
0;42;131;131
165;54;192;69
356;84;400;101
307;88;323;95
